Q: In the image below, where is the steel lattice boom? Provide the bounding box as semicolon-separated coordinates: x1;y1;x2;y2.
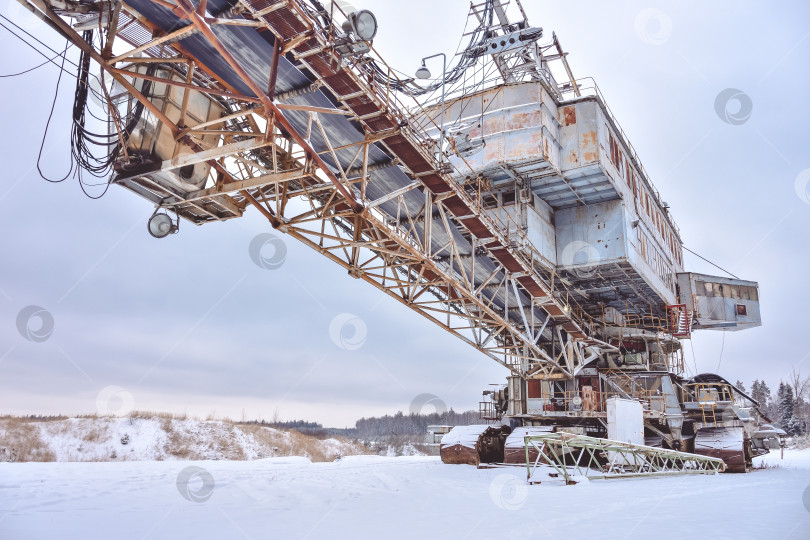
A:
15;0;621;379
12;0;764;420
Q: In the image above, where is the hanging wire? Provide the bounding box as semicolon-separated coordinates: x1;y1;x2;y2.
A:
0;15;143;198
0;51;62;77
682;245;740;280
716;332;726;372
306;0;536;100
37;39;74;184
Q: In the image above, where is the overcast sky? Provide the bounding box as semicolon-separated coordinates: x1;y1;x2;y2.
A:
0;0;808;426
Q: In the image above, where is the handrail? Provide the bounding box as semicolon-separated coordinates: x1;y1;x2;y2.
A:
559;77;681;238
269;1;665;350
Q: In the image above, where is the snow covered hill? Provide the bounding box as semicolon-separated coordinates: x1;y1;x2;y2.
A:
0;415;371;462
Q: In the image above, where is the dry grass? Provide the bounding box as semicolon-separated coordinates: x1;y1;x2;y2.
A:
0;413;373;463
0;417;56;462
129;410;188;421
0;415;68;422
240;425;370;462
82;428;102;443
167;429;191;459
159;418;246;460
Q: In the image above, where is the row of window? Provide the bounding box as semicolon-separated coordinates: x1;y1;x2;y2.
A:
608;131;683;267
480;189;531;209
639;229;675;292
698;281;759;301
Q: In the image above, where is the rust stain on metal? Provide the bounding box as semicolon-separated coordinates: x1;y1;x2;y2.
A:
505;109;541;130
561;105;577;126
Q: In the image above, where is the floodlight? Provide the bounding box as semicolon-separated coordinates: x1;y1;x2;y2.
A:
349;9;377;41
415;63;431;79
147;211;178;239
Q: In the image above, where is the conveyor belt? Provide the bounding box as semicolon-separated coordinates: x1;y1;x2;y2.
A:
122;0;585;339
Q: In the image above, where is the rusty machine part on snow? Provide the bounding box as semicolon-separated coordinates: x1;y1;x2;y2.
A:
11;0;775;473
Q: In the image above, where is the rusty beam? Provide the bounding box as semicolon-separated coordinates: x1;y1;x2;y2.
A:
267;37;282;101
173;0;363;212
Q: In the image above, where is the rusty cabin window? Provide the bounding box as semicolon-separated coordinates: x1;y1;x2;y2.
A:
609;133;619;169
736;304;747;316
483;194;498;209
609;134;614;165
730;285;740;299
700;281;713;297
501;191;516;206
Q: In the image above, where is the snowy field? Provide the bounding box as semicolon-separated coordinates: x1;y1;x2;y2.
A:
1;450;809;539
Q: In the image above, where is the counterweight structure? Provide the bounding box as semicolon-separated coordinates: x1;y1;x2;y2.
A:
12;0;773;471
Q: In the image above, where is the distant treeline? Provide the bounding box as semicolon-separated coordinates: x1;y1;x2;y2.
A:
354;410;479;441
238;410;480;441
237;419;351;438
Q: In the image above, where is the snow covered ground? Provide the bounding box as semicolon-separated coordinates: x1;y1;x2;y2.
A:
1;449;808;539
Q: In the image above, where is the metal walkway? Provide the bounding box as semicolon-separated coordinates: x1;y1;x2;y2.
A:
22;0;615;378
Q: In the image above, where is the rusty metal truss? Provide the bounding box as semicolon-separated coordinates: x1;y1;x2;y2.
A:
19;0;623;379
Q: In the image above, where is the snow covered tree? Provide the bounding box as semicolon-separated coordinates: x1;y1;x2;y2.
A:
751;379;771;408
776;382;803;436
734;380;746;394
789;369;810;436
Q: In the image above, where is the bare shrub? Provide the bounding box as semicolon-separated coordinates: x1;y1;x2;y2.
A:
0;418;55;462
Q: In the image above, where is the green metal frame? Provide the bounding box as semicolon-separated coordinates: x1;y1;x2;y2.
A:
524;433;726;484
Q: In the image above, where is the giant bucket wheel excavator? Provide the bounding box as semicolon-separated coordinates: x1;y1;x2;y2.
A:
9;0;784;475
